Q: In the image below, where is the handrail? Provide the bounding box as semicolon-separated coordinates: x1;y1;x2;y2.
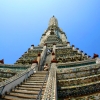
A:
0;64;37;95
39;46;47;71
39;55;46;71
0;68;29;87
42;63;57;100
36;65;51;100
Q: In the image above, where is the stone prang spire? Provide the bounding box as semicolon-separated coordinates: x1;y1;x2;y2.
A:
48;15;58;27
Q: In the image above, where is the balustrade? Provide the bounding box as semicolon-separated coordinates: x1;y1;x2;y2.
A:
42;63;57;100
39;45;47;71
0;63;37;96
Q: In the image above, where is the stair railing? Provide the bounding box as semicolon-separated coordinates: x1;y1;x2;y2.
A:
39;45;47;71
36;65;51;100
42;63;57;100
0;63;37;97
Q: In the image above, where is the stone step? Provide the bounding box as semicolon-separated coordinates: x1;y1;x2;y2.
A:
29;79;45;81
33;73;47;75
36;71;47;72
33;74;47;76
29;79;44;83
31;75;46;77
23;82;46;85
29;78;45;80
26;80;46;83
3;95;26;100
36;71;47;74
4;95;37;100
30;77;45;78
16;87;45;91
7;93;38;99
2;71;47;100
12;89;44;95
19;84;46;88
32;73;47;75
30;77;46;79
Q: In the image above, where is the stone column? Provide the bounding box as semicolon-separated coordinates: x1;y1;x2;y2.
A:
93;53;99;59
84;53;87;60
37;53;41;64
76;48;80;53
88;56;91;59
53;43;56;53
72;45;75;50
32;60;38;71
30;44;34;50
67;42;70;47
84;53;88;59
52;52;55;60
76;48;79;52
93;54;100;64
81;51;84;56
37;53;41;70
81;51;84;60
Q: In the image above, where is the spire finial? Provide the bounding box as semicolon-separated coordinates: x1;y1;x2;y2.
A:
48;16;58;27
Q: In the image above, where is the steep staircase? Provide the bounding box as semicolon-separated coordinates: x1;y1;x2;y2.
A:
40;53;52;71
2;71;48;100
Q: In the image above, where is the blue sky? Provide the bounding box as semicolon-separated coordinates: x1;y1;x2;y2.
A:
0;0;100;64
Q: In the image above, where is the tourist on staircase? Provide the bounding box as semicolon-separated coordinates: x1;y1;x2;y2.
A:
44;63;49;71
47;49;51;55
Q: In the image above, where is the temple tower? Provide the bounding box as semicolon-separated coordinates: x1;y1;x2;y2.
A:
39;16;67;47
1;16;100;100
